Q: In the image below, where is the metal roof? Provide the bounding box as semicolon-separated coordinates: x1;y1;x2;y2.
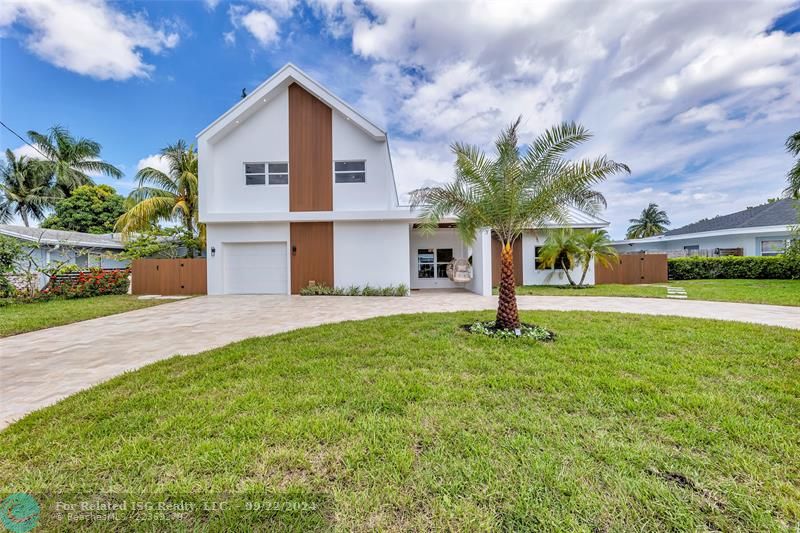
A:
0;225;125;249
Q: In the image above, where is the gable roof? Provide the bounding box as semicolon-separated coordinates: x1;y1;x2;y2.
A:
664;198;799;236
197;63;386;143
0;225;124;249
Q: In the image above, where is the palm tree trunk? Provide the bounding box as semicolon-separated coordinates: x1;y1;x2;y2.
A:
578;262;589;286
20;210;29;227
561;258;577;286
496;241;520;330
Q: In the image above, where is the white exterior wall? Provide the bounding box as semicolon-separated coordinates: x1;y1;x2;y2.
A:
206;222;290;295
521;231;595;286
466;229;492;296
409;228;471;290
333;222;410;288
332;111;394;211
201;90;290;217
612;230;794;256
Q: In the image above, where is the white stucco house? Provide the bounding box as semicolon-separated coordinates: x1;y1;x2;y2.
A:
198;64;608;296
0;224;129;288
612;198;798;257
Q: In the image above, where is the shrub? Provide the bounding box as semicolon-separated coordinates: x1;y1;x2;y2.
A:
299;283;409;296
40;269;130;300
668;256;800;280
467;321;555;340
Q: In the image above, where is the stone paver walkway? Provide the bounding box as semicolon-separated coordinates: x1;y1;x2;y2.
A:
2;291;798;429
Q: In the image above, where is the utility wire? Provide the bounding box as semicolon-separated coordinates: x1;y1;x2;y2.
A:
0;119;54;161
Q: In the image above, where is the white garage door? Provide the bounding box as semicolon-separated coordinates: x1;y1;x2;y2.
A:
223;242;288;294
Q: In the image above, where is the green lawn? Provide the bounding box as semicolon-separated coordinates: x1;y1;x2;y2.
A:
0;295;178;337
1;312;797;531
512;279;800;306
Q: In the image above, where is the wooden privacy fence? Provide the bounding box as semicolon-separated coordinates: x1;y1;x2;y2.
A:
595;253;668;284
131;258;207;295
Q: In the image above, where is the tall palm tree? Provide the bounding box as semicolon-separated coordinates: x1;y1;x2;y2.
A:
786;130;800;199
411;119;629;331
28;125;122;194
0;150;57;226
116;140;203;254
626;203;670;239
574;229;618;286
538;228;580;286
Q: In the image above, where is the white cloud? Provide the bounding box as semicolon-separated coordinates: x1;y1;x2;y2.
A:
252;0;298;18
10;144;45;161
204;0;221;9
136;154;171;176
223;31;236;46
228;5;279;47
306;0;800;236
0;0;180;81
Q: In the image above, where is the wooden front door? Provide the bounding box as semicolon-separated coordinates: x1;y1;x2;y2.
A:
290;222;334;294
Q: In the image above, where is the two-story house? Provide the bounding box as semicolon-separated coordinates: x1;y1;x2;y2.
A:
198;64;607;296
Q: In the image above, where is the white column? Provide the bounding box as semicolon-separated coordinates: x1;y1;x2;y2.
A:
467;229;492;296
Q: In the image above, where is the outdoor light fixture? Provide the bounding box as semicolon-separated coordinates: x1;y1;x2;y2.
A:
210;247;216;257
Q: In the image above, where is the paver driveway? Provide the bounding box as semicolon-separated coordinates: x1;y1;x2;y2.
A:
2;291;798;429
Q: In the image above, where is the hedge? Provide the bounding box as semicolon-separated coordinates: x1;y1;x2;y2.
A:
668;256;800;280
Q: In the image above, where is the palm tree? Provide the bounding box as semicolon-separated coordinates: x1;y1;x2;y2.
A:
786;130;800;199
626;203;670;239
116;140;203;255
411;119;629;331
0;150;57;226
574;230;618;286
28;125;122;194
537;228;580;286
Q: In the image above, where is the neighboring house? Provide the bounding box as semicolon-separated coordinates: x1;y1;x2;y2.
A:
612;198;798;257
198;64;608;296
0;224;128;288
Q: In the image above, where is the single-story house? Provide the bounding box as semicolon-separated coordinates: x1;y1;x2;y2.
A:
198;64;608;296
0;224;129;288
612;198;798;257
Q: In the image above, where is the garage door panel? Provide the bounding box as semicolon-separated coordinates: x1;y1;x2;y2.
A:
224;242;287;294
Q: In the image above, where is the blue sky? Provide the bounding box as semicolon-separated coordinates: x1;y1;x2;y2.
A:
1;0;799;238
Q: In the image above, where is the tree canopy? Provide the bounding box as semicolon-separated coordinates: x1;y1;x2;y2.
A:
41;184;125;234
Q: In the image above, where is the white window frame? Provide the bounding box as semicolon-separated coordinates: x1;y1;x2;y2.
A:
334;160;366;184
760;238;789;257
244;162;289;186
416;248;453;279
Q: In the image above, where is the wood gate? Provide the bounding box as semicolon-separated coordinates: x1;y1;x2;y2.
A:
594;253;667;284
131;258;207;295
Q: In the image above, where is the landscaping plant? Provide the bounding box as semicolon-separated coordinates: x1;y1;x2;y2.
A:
299;283;409;296
116;140;204;256
411;119;629;331
668;255;800;280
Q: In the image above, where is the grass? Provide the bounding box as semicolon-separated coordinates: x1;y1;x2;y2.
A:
0;295;178;337
1;311;797;531
512;279;800;306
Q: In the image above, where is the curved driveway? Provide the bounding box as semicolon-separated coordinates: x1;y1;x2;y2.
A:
2;291;798;429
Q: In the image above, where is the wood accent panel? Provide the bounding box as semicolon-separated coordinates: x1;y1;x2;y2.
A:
594;253;667;284
491;234;523;286
290;222;334;293
131;259;207;295
289;83;332;212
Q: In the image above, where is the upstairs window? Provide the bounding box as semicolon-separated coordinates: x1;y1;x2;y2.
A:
268;163;288;185
334;160;366;183
244;163;266;185
244;162;289;185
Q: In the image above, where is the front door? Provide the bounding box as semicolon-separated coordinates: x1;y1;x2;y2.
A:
290;222;334;294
